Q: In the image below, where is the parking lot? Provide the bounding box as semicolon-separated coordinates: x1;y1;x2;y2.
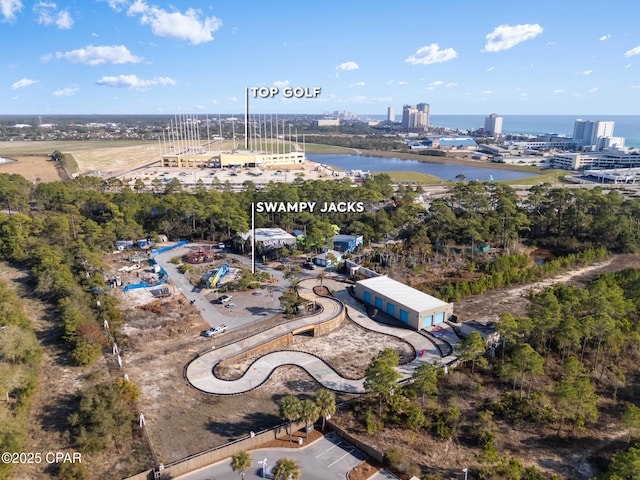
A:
174;432;368;480
119;161;347;192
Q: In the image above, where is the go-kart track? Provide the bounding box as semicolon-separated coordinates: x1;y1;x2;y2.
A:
185;279;458;395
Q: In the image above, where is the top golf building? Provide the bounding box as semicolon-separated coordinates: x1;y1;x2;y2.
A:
354;276;453;330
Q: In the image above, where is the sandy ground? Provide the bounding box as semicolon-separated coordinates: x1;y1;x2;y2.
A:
4;252;639;478
0;155;63;183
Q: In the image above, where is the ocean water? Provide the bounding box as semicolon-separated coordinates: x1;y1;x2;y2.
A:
362;114;640;149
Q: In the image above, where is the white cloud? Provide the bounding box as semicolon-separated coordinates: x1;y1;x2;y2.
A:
631;85;640;89
406;43;457;65
398;81;409;85
446;83;457;88
55;45;142;65
553;89;566;94
371;97;392;103
483;24;543;52
579;69;593;76
105;0;128;11
273;80;290;88
336;61;359;71
625;46;640;57
127;0;222;45
487;66;494;72
53;86;79;96
34;2;74;29
588;87;598;93
599;34;611;41
429;80;444;87
229;96;238;102
349;81;365;87
482;90;493;94
1;0;22;22
96;74;176;90
11;77;37;89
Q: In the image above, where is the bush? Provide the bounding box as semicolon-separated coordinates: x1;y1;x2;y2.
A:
383;447;407;471
71;339;103;366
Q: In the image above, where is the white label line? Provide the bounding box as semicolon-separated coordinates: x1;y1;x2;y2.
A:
315;441;343;459
328;448;355;468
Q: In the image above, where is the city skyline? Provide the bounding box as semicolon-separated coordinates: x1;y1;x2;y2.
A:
3;0;640;115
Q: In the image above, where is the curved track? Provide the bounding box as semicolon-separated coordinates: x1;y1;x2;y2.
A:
185;279;455;395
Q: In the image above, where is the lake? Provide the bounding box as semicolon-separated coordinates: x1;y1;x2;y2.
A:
306;154;539;182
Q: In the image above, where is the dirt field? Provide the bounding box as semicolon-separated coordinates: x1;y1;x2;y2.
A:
0;155;63;183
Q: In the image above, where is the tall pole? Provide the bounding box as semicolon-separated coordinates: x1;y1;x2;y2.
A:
251;202;256;275
244;87;249;150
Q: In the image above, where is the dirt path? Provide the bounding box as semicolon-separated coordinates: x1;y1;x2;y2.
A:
0;264;86;480
453;253;640;323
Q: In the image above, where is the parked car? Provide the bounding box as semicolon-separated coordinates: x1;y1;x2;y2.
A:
218;242;225;249
218;294;233;304
200;325;227;337
302;262;316;270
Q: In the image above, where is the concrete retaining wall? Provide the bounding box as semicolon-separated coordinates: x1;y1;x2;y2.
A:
218;333;294;367
124;421;306;480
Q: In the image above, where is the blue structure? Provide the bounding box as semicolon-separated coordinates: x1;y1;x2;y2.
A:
207;263;230;287
332;234;363;253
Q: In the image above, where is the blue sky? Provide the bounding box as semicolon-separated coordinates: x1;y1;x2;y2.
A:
3;0;640;115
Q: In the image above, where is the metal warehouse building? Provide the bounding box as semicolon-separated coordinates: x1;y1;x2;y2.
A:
354;276;453;331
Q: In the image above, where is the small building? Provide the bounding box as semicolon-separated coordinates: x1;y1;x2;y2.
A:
354;276;453;331
314;249;343;267
239;228;296;255
332;234;363;253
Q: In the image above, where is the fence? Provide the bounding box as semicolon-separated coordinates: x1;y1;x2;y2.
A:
123;420;307;480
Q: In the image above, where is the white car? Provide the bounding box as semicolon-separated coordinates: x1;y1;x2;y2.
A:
219;295;233;304
200;325;227;337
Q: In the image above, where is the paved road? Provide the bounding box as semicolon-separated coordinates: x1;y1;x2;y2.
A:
173;432;367;480
185;277;457;395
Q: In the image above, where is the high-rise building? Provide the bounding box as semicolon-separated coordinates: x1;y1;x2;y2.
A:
484;113;503;136
573;119;615;151
416;103;430;128
387;106;395;122
402;103;429;131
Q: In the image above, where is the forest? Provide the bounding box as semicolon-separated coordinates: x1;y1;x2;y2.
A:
1;171;640;478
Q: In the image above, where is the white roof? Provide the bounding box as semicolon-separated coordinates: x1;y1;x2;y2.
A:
357;276;450;312
240;228;295;242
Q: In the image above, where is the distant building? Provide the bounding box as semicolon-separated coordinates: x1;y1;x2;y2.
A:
387;106;396;122
484;113;503;136
402;103;429;132
572;119;615;151
315;118;340;127
354;276;453;331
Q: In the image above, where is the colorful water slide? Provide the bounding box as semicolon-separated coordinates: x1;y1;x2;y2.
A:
208;263;229;287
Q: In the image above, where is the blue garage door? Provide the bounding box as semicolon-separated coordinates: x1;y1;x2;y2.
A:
399;309;409;324
421;315;433;329
364;291;371;303
434;311;445;324
387;303;395;316
375;297;383;309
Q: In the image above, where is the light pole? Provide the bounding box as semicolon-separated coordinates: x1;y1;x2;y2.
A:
463;467;468;480
260;458;268;478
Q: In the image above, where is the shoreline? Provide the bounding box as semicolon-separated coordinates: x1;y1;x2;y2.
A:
308;147;543;174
